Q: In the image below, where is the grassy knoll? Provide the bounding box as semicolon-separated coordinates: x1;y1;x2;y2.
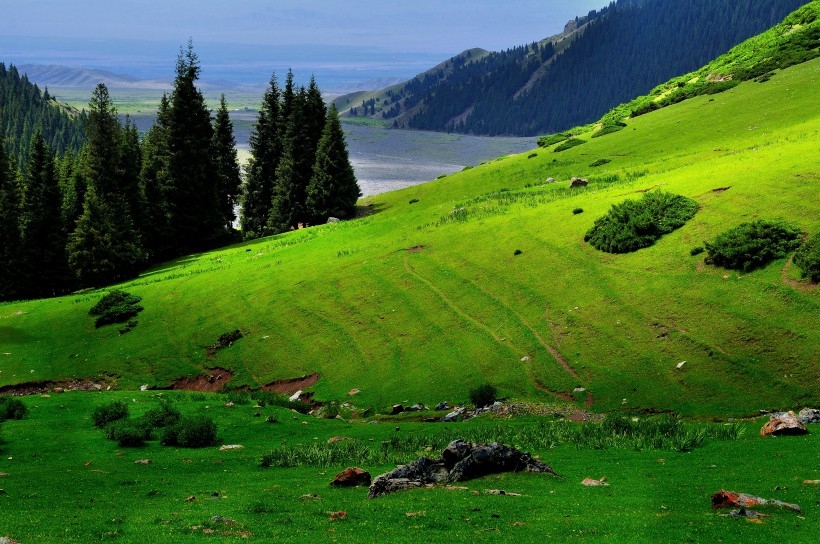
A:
2;58;819;417
0;391;817;543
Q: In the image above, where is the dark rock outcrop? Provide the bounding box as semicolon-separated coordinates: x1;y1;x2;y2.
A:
331;467;372;487
760;411;808;436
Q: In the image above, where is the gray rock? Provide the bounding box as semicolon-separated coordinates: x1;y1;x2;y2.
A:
434;402;450;411
760;411;808;436
390;404;404;415
569;177;589;188
798;408;820;424
327;217;340;223
442;408;464;422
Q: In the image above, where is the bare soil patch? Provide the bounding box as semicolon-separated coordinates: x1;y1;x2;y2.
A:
405;245;427;253
262;372;320;394
0;376;118;396
171;368;234;392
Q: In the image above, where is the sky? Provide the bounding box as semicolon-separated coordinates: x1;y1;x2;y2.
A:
3;1;609;87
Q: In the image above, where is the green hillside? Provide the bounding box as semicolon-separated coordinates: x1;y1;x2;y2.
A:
3;59;820;418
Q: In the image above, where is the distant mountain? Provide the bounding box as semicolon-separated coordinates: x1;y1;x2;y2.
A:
18;64;170;90
334;0;809;136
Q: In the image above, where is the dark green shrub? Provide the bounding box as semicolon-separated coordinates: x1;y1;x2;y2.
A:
0;397;27;421
92;400;129;428
89;289;143;328
527;153;538;159
225;390;251;405
106;418;151;447
573;208;584;215
554;138;586;153
250;390;311;413
514;249;523;256
161;415;218;448
536;133;569;148
408;198;419;204
584;191;699;253
142;402;181;428
690;246;705;256
704;220;801;271
591;123;625;138
468;384;498;408
589;158;611;167
793;232;820;282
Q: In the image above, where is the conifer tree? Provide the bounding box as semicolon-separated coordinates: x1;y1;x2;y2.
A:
211;94;241;230
241;73;283;240
306;104;361;223
139;93;174;260
167;40;223;252
19;131;69;296
0;145;23;301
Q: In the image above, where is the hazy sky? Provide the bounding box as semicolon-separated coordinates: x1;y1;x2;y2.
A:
10;0;607;55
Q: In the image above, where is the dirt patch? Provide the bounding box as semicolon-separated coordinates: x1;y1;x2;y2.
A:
262;372;320;394
781;255;817;292
171;368;234;392
0;376;118;396
405;245;427;253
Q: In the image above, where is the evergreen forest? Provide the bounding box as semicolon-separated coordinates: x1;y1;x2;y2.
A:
0;43;359;302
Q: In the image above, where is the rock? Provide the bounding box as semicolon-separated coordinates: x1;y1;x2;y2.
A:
0;537;21;544
185;495;196;502
798;407;820;424
676;361;686;370
711;490;801;512
300;493;321;500
546;177;555;183
368;440;558;498
140;384;150;391
219;444;244;451
581;477;609;487
327;217;341;224
327;436;352;444
348;389;360;396
760;411;808;436
390;404;404;415
434;402;450;411
485;489;522;496
406;403;427;412
569;177;589;188
53;387;64;394
134;459;151;465
442;408;464;422
331;467;372;487
328;510;347;521
803;480;820;485
288;390;302;402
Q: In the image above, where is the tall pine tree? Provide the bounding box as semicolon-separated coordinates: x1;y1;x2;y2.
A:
241;73;283;240
139;93;174;261
211;94;241;231
167;40;224;253
0;144;23;301
305;104;361;223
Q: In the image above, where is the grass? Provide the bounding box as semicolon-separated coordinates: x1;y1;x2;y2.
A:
2;58;820;418
0;391;817;543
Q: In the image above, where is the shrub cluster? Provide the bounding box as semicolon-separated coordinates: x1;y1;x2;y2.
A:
92;399;215;448
554;138;586;153
0;397;28;421
591;122;626;138
89;289;143;328
92;400;129;428
704;220;801;271
161;415;218;448
468;384;498;408
536;133;569;148
584;191;699;253
794;232;820;282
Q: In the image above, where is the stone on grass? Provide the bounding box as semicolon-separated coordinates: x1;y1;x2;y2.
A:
569;177;589;188
331;467;372;487
760;411;808;436
798;408;820;424
711;490;801;512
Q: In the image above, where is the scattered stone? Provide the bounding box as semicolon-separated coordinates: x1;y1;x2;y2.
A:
185;495;196;502
581;477;609;487
300;493;321;500
219;444;244;451
573;387;586;393
53;387;64;394
140;384;150;391
390;404;404;415
711;490;801;513
134;459;151;465
485;489;522;496
0;537;21;544
546;177;555;183
289;390;302;402
569;177;589;188
368;440;559;498
798;407;820;424
442;408;464;422
760;411;808;436
331;467;372;487
802;480;820;485
328;510;347;521
211;515;237;525
327;436;352;444
406;403;427;412
676;361;686;370
434;402;450;411
327;217;341;224
348;389;360;396
224;402;235;407
405;511;425;517
719;508;771;519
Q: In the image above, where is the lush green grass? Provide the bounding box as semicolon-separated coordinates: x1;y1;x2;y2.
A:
0;392;817;543
2;58;819;417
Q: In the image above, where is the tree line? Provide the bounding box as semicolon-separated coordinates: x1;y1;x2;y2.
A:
0;42;360;301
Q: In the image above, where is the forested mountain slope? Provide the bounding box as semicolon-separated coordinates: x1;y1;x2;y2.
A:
335;0;808;136
0;63;85;162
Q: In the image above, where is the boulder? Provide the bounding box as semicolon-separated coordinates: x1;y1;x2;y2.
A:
442;408;464;422
798;408;820;424
760;411;808;436
331;467;372;487
711;490;801;512
569;177;589;188
390;404;404;415
368;440;558;498
434;402;450;411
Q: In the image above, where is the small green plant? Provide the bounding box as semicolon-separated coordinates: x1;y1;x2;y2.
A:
322;400;340;419
89;290;143;328
408;198;419;204
92;400;129;428
704;220;801;271
0;397;27;421
527;153;538;159
573;208;584;215
589;158;611;167
468;383;498;408
794;232;820;282
161;414;218;448
141;401;181;428
536;133;569;148
514;249;523;256
554;138;586;152
592;123;626;138
584;191;699;253
250;390;311;413
690;246;705;256
105;418;151;447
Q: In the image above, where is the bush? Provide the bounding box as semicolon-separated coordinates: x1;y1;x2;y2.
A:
0;397;28;421
554;138;586;153
591;123;625;138
589;158;611;167
527;153;538;159
469;384;498;408
161;415;218;448
89;289;143;328
106;418;151;447
92;400;129;428
536;133;569;148
794;232;820;282
514;249;523;256
584;191;699;253
690;246;705;256
573;208;584;215
704;220;801;271
142;401;181;428
251;390;311;414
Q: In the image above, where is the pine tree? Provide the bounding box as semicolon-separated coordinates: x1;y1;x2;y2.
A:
241;73;283;240
167;40;223;252
139;93;174;261
305;104;361;224
211;94;241;231
19;131;69;297
0;145;23;301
